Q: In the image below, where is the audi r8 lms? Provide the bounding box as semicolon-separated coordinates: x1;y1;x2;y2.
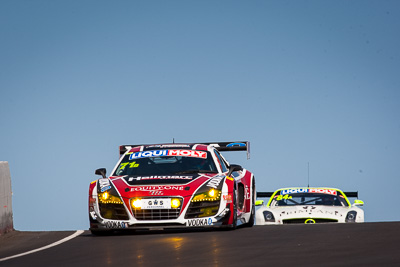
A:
89;141;256;234
255;187;364;225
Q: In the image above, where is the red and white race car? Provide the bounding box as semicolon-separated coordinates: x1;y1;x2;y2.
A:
89;142;255;234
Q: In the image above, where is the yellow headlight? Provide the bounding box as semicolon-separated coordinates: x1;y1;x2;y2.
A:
209;189;216;197
191;189;221;202
98;192;124;204
131;199;142;209
171;198;181;208
101;192;109;200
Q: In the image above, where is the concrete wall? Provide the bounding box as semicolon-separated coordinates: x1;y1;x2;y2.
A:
0;161;13;235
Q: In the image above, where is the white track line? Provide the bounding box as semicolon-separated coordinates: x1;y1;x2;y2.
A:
0;230;84;262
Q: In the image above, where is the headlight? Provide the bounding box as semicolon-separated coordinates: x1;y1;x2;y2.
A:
171;198;181;208
346;211;357;222
131;199;142;209
263;211;275;222
191;189;221;202
98;192;124;204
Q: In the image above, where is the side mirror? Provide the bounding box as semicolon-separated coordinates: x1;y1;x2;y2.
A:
95;168;107;178
353;199;364;206
255;200;264;206
227;164;243;177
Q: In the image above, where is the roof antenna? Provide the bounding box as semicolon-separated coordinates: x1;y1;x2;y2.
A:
173;138;175;144
307;162;310;188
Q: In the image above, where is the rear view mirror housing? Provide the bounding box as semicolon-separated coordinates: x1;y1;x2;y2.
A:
95;168;107;178
255;200;264;206
227;164;243;177
353;199;364;206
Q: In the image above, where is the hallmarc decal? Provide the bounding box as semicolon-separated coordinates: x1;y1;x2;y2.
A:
128;176;192;181
129;150;207;160
131;186;184;192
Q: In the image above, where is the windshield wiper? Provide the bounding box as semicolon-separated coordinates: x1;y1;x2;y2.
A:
174;170;218;174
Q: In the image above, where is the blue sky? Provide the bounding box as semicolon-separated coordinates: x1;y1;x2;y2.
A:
1;0;399;231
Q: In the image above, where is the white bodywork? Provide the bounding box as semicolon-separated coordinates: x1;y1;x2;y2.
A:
255;187;364;225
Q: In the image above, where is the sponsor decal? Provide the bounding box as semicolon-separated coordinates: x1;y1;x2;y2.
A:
105;221;128;229
131;186;184;192
149;191;164;195
227;142;246;147
128;176;192;181
129;150;207;160
280;188;308;195
207;175;225;188
90;211;97;220
142;199;171;209
226;176;234;181
101;186;111;192
308;188;337;195
146;144;191;148
119;161;139;170
99;179;111;192
275;194;292;200
187;218;213;227
223;194;232;203
280;188;337;195
245;185;250;200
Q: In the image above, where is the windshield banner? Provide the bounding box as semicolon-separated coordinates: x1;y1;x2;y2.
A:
129;150;207;160
280;188;337;195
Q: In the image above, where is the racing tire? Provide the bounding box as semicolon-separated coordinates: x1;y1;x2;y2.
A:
244;179;255;227
245;202;255;227
229;189;237;230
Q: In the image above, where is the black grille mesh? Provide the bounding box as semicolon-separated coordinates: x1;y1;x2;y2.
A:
283;218;338;224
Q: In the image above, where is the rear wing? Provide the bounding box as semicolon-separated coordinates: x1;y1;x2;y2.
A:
256;191;359;198
201;141;250;159
344;192;358;198
119;141;250;159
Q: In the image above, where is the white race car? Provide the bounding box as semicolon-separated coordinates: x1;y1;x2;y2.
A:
255;187;364;225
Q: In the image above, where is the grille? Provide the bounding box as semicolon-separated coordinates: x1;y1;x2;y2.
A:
131;197;183;221
283;218;338;224
99;203;130;220
185;200;220;219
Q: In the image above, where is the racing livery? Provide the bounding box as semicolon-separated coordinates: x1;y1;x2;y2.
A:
255;187;364;225
89;142;256;234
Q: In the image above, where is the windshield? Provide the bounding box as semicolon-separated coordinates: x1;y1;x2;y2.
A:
270;189;349;207
112;149;218;176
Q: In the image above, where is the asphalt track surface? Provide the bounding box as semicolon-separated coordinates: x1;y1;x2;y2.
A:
1;222;400;266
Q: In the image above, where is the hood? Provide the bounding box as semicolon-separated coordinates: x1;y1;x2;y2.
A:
112;172;218;186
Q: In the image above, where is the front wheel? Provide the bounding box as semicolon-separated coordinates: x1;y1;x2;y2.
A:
245;203;255;227
229;189;237;229
244;179;255;227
